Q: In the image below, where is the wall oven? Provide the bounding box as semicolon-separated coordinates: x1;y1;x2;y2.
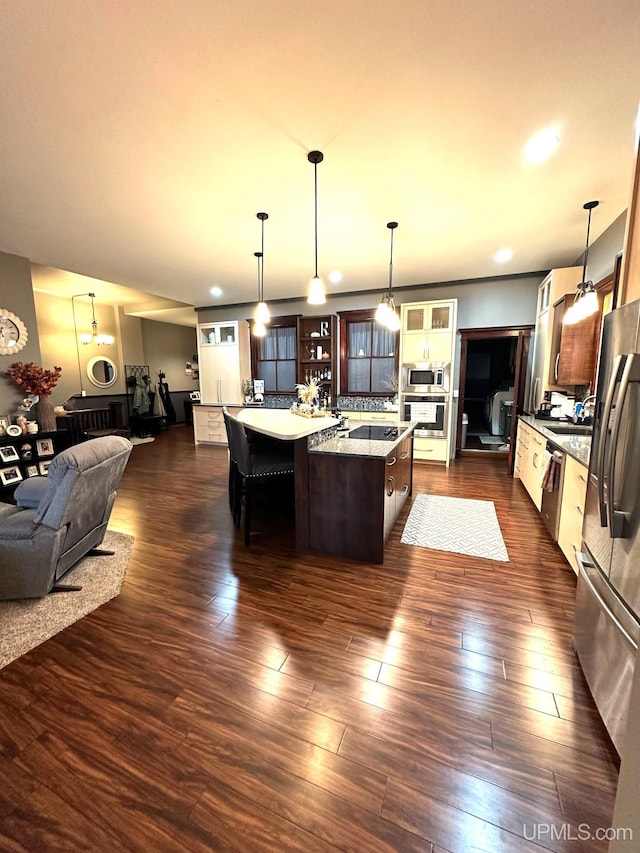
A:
403;395;448;436
402;362;450;394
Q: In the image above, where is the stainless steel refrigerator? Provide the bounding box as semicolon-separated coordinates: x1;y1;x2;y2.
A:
574;298;640;756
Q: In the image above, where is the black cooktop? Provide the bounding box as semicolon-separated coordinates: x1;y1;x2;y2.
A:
348;425;399;441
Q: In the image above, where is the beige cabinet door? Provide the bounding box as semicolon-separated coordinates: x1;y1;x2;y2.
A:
558;455;588;574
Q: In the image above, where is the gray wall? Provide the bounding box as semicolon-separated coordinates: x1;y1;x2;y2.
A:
140;319;198;394
196;272;542;329
0;251;42;414
573;211;626;284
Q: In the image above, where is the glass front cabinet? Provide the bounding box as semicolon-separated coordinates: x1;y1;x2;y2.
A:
199;322;239;347
401;300;456;364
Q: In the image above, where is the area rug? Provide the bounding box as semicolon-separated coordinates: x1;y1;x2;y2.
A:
401;494;509;561
478;434;507;445
0;529;134;670
130;436;155;446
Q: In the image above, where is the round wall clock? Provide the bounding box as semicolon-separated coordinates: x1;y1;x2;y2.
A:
0;310;28;355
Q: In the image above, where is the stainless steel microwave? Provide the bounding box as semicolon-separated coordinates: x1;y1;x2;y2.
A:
401;362;450;394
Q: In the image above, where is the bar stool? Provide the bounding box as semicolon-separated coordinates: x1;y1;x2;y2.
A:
223;410;294;545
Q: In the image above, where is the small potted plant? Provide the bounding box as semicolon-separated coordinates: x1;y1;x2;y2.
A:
241;378;253;403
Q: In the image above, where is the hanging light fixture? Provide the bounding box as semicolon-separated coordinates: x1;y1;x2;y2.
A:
564;200;600;325
307;150;326;305
375;222;401;331
254;212;270;326
253;251;267;337
72;292;114;345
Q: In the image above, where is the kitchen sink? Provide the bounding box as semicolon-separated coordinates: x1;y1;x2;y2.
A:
546;423;592;436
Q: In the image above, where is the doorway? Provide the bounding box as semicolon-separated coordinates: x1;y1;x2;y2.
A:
456;325;533;470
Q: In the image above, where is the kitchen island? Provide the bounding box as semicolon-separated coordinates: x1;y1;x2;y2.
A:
237;408;415;563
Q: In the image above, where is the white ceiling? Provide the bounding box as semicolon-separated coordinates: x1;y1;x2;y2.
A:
2;0;640;326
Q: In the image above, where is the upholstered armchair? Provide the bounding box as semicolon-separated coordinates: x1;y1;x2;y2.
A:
0;435;132;600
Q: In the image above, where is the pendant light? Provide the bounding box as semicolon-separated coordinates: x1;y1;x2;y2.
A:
307;150;326;305
253;251;266;337
73;292;114;345
375;222;401;331
254;212;270;326
564;200;599;325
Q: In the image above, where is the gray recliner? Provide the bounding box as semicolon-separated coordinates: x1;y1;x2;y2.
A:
0;435;132;600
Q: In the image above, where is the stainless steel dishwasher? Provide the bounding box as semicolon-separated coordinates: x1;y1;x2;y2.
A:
541;444;566;541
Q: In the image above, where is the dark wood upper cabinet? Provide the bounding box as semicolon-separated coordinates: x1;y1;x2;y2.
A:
548;293;601;387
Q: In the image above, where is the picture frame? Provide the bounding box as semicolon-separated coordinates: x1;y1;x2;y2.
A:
26;464;39;478
0;414;10;434
0;465;23;486
0;445;19;463
39;460;52;475
36;437;54;457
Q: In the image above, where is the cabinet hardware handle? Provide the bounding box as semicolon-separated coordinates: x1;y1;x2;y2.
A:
399;485;409;496
400;451;409;459
554;353;560;382
386;456;397;466
532;452;538;467
576;505;584;516
386;476;394;496
578;473;587;483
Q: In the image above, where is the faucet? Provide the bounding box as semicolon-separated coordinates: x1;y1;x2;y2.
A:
575;394;597;422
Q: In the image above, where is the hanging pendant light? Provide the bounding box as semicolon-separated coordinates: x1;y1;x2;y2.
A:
254;212;270;325
564;200;600;325
375;222;401;331
253;251;267;337
74;292;114;345
307;150;326;305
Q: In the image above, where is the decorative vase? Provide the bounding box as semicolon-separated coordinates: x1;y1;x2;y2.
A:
35;397;57;432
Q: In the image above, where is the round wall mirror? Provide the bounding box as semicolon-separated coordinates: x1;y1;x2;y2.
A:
87;356;118;389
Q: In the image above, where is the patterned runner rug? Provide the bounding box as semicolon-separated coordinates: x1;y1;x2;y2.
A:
401;494;509;561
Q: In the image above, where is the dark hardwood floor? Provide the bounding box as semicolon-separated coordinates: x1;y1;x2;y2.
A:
0;425;620;852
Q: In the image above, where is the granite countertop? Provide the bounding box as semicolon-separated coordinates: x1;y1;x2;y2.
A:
519;414;591;467
310;419;416;459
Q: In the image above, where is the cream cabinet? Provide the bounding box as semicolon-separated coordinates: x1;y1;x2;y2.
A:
413;435;448;462
557;455;589;575
196;320;250;405
193;405;225;445
347;411;397;422
401;300;456;363
193;404;242;445
198;321;241;347
514;420;545;511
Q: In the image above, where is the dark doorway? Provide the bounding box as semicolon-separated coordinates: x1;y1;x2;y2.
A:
456;325;533;470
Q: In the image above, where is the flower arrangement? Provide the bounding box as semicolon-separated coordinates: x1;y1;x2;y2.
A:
5;362;62;398
296;377;321;406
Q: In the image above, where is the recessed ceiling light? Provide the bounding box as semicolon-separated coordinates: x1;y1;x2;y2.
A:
210;286;223;297
523;127;561;164
328;270;343;284
494;248;513;263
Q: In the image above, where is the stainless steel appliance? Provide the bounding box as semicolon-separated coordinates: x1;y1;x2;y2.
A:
403;395;447;436
574;298;640;755
541;445;565;541
402;362;450;394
